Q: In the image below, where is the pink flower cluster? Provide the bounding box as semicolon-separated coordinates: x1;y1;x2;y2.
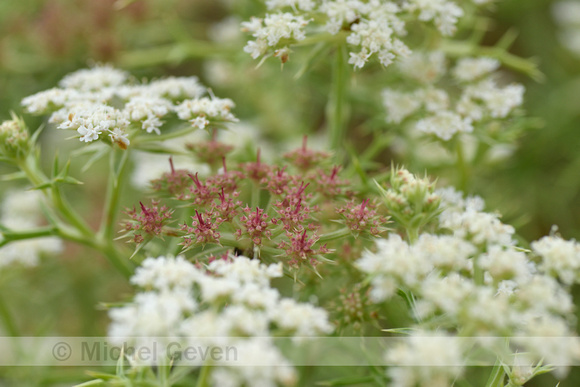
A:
124;201;173;244
126;138;389;268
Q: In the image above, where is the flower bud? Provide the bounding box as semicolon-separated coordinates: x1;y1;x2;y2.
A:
0;115;30;160
376;166;441;231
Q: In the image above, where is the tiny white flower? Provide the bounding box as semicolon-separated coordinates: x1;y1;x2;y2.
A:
59;64;128;91
415;110;473;141
191;116;210;129
532;235;580;285
398;51;447;84
348;50;370;69
386;330;465;386
382;89;421;123
453;57;500;82
77;123;101;142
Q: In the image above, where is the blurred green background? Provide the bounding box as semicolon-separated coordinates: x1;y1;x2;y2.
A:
1;0;580;385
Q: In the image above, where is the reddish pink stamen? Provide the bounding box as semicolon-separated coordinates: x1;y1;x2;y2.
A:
188;173;202;189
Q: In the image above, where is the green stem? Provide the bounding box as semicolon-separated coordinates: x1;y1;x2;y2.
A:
270;225;286;240
359;135;395;163
406;227;419;244
171;206;196;256
16;151;133;278
195;365;211;387
220;234;240;247
158;363;171;387
261;245;281;257
328;43;349;152
0;226;56;247
132;124;197;144
485;358;506;387
19;154;93;238
52;185;94;237
318;228;351;243
98;149;130;241
190;245;230;261
98;241;134;279
55;225;98;247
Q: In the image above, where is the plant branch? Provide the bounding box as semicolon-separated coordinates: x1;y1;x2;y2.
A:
328;43;349;153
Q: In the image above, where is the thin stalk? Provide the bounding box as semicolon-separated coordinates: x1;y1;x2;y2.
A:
328;43;349;153
359;135;394;163
19;154;93;238
220;234;240;247
195;365;211;387
485;358;506;387
270;225;286;240
98;149;130;241
171;206;196;256
190;245;230;261
0;226;56;246
406;227;419;244
132;124;197;144
17;151;133;277
317;227;351;243
98;241;134;279
261;245;281;256
158;363;171;387
54;225;99;247
51;184;94;237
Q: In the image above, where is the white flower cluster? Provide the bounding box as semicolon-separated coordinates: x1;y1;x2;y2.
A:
109;255;333;386
21;65;238;148
59;65;129;91
382;52;524;141
0;190;62;268
403;0;464;36
532;236;580;285
242;13;310;60
438;190;515;247
452;56;499;82
385;331;465;387
175;97;237;130
415;110;473;141
457;78;525;120
553;1;580;56
356;233;475;302
243;0;495;68
357;180;580;383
